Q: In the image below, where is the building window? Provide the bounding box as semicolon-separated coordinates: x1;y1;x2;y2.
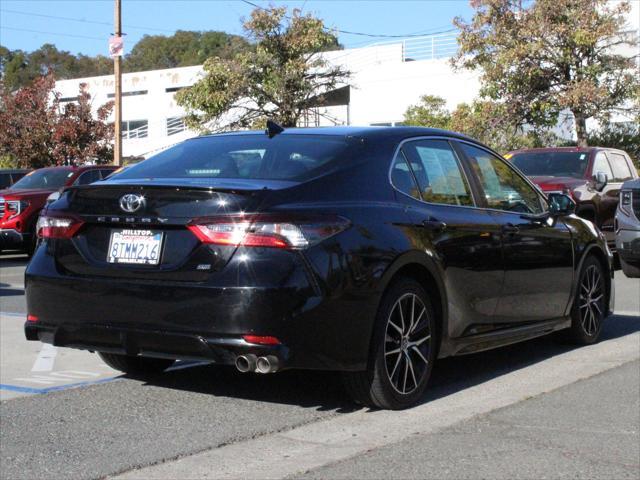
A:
165;86;187;93
121;120;148;139
107;90;148;99
166;117;186;136
59;96;79;103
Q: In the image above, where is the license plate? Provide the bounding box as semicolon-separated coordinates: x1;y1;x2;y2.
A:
107;229;164;265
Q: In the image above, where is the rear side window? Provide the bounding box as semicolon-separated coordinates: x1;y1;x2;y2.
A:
99;169;116;179
74;170;102;186
0;173;11;189
114;135;356;182
461;143;543;214
390;151;420;200
401;139;473;206
608;153;634;182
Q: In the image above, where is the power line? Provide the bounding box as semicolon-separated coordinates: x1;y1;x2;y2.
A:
0;26;105;42
0;8;175;33
239;0;456;38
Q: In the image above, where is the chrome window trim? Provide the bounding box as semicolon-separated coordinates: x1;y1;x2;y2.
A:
387;135;479;210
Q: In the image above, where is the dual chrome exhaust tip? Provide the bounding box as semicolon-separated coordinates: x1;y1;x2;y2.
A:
235;354;279;374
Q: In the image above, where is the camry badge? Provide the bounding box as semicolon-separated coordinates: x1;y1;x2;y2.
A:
119;194;146;213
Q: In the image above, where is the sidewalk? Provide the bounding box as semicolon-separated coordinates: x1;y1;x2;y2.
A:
298;360;640;479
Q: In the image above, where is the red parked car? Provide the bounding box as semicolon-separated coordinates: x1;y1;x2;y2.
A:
506;147;638;249
0;165;117;254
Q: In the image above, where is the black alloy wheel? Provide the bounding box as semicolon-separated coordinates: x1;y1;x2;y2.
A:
342;278;436;409
562;255;607;344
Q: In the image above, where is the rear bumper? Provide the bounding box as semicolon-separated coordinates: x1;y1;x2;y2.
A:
24;247;376;372
24;321;290;366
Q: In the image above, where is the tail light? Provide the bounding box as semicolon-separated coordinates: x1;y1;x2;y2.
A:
620;190;632;216
188;214;350;249
36;215;84;239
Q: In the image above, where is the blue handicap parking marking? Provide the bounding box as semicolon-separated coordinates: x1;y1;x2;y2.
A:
0;376;121;395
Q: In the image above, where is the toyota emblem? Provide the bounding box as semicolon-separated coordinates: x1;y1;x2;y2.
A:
119;194;146;213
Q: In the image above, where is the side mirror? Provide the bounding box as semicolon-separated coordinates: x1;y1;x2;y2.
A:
593;171;608;192
547;192;576;216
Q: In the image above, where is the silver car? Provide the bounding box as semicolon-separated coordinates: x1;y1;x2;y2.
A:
616;178;640;277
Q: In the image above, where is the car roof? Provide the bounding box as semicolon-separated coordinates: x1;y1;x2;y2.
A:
508;146;628;155
31;165;117;172
197;126;478;143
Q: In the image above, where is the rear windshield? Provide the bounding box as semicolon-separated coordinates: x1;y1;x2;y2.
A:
511;152;589;178
10;169;73;190
114;134;355;182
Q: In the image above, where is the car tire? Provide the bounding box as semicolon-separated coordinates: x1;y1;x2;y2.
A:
98;352;175;375
342;278;436;410
560;255;607;345
620;257;640;278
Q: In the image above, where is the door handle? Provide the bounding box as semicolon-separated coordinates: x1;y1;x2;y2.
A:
422;218;447;232
501;223;519;234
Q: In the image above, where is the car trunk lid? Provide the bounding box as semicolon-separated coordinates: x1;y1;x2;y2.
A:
50;181;285;281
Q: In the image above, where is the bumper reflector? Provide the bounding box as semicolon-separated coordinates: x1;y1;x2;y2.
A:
242;335;281;345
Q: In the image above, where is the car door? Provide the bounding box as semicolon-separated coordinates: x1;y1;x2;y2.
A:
591;151;619;239
456;141;574;322
390;138;504;338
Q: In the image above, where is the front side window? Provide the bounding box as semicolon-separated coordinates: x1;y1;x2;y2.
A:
608;153;634;182
592;152;614;181
461;143;543;214
401;139;473;206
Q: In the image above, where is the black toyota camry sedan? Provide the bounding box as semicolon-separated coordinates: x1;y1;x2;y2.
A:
25;126;614;409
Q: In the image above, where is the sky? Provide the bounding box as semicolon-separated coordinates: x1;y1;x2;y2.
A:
0;0;477;56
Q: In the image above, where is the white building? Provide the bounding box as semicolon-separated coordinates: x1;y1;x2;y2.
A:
55;9;639;158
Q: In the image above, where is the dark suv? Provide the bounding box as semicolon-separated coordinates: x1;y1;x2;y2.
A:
506;147;638;249
0;165;117;254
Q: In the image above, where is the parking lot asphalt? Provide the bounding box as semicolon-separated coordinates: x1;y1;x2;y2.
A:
1;253;639;480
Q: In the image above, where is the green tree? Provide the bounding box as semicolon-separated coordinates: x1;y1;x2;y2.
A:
176;6;349;130
124;30;250;72
453;0;639;147
449;100;558;153
402;94;557;153
0;47;34;91
403;95;452;129
0;44;113;91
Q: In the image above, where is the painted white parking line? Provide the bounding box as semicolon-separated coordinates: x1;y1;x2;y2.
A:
31;344;58;372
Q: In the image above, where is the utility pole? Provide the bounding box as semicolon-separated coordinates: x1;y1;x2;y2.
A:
113;0;122;166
